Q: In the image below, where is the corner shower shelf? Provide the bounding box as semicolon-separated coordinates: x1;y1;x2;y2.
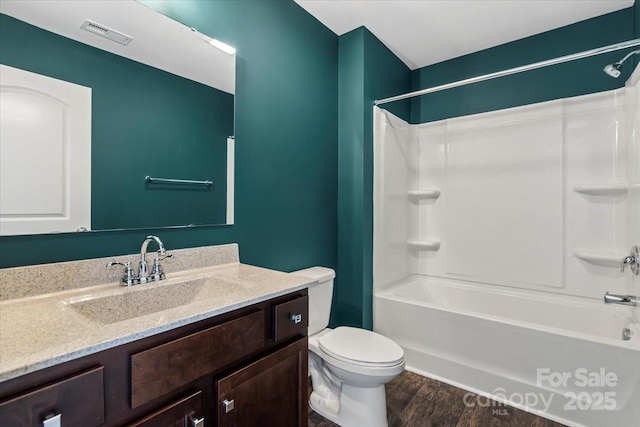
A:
573;184;628;196
407;239;441;251
574;250;626;268
407;189;441;200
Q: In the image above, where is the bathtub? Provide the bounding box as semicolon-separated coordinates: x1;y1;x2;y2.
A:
373;277;640;427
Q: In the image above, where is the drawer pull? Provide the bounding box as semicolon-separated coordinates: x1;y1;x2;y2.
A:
290;313;302;324
43;414;61;427
190;416;205;427
222;399;235;413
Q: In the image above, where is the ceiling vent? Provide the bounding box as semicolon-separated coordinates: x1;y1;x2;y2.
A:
80;19;133;45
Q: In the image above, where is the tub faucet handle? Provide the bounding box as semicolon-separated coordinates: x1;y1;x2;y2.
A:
620;246;639;275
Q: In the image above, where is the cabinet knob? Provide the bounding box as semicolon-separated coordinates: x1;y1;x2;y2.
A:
190;416;205;427
222;398;235;413
289;313;302;324
42;414;61;427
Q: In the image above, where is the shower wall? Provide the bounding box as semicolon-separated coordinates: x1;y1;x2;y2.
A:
374;66;640;300
624;68;640;321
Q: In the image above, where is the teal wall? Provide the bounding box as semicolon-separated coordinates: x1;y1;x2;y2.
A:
0;14;232;230
336;27;410;328
0;1;338;274
411;8;637;123
335;29;365;327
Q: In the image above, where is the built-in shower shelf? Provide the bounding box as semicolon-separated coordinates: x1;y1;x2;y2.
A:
407;189;441;200
407;240;441;251
573;184;628;196
574;250;626;268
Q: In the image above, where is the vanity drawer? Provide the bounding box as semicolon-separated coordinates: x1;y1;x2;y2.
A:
131;309;266;408
273;295;308;343
0;366;104;427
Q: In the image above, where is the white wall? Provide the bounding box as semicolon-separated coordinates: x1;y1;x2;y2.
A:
373;108;412;289
374;70;639;300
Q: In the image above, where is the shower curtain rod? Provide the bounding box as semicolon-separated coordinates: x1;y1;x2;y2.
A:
374;38;640;106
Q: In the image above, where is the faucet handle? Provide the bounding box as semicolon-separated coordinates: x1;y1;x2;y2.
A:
150;254;172;281
107;261;127;266
621;256;634;273
621;246;639;275
107;261;137;286
157;253;173;261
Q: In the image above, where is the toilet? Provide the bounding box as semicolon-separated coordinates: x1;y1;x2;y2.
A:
293;267;405;427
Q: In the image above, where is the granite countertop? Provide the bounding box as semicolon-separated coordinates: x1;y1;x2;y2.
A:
0;261;315;382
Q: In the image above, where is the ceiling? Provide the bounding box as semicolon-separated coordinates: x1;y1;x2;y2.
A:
295;0;634;70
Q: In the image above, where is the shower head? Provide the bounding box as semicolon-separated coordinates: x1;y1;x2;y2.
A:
603;49;640;78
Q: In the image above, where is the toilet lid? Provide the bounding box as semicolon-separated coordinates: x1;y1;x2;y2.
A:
318;327;404;367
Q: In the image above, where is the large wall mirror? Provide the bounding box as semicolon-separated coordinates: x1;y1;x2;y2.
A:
0;0;235;236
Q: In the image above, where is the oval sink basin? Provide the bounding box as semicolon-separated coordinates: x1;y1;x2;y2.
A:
64;278;206;324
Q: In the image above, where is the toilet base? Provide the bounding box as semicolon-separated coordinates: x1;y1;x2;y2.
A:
310;383;389;427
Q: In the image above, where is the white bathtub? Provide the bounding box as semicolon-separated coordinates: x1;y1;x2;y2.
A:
374;278;640;427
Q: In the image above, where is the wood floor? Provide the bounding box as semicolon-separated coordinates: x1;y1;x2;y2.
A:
308;371;567;427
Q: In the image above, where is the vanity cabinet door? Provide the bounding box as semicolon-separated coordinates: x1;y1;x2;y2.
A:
0;366;104;427
128;390;203;427
216;338;308;427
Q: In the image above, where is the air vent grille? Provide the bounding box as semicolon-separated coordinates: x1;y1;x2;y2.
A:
80;19;132;45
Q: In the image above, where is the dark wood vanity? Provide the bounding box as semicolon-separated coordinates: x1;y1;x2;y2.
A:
0;290;309;427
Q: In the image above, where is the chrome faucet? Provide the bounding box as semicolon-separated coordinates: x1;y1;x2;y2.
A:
107;235;172;286
604;292;638;307
138;235;171;283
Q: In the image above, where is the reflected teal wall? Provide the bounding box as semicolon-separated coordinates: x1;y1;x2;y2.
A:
336;27;410;329
411;8;637;124
0;1;338;273
0;14;232;230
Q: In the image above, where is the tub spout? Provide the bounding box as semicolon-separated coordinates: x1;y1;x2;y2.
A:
604;292;638;306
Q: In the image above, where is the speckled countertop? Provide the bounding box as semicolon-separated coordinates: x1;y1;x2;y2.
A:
0;244;316;382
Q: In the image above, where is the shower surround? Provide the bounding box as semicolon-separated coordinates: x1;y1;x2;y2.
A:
373;66;640;427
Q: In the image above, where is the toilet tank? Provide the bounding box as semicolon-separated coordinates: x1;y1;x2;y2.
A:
291;266;335;335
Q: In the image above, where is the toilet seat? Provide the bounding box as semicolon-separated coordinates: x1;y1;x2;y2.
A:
318;327;404;368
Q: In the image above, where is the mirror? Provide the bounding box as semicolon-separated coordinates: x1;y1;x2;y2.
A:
0;0;235;235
